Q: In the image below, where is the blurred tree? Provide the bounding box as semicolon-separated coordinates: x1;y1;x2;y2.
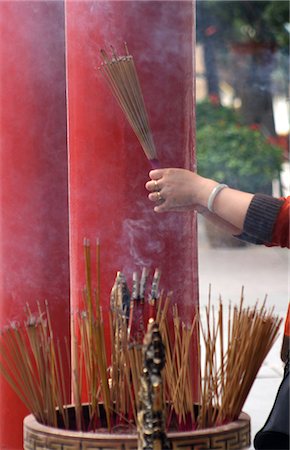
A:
197;0;288;46
263;1;290;49
196;1;221;103
196;0;289;135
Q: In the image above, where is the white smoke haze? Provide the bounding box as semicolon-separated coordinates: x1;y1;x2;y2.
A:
122;217;165;268
0;1;69;325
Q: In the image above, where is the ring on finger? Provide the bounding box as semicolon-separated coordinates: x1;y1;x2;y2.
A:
156;191;164;202
154;180;160;192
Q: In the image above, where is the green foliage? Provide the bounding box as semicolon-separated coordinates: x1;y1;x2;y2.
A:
197;0;289;49
263;1;290;48
196;101;238;130
197;117;283;194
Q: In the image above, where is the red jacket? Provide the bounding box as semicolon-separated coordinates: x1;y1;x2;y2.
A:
270;197;290;248
239;194;289;249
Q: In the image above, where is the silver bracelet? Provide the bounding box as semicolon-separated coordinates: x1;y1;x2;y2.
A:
207;183;228;213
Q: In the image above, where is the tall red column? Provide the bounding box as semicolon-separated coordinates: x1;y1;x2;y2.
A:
65;0;198;391
0;2;69;448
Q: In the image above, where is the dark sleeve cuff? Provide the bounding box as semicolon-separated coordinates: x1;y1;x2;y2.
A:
236;194;284;244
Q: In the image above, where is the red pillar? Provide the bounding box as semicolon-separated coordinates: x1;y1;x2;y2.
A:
65;0;198;391
0;2;69;448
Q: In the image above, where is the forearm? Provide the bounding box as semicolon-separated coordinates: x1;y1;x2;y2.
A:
194;179;254;232
202;210;242;236
197;182;286;246
146;169;287;247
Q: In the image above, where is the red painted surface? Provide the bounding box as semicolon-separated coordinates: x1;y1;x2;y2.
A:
0;2;69;448
65;0;199;397
0;1;198;445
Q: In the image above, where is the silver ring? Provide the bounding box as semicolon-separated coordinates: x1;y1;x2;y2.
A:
156;191;163;202
154;180;160;192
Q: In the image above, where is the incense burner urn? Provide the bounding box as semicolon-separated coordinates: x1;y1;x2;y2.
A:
24;408;251;450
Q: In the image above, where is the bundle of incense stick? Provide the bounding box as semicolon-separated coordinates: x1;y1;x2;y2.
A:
0;302;70;429
0;240;282;433
109;266;163;425
99;44;159;168
156;296;197;430
73;238;111;431
197;289;282;429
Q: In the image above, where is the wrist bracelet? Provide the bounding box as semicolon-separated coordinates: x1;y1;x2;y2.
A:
207;183;228;213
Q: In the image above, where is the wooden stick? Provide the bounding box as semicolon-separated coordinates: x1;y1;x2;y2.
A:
99;46;157;161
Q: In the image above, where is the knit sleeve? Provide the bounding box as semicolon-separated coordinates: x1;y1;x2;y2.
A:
236;194;285;245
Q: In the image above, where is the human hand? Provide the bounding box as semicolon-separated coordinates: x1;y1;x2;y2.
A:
145;168;217;213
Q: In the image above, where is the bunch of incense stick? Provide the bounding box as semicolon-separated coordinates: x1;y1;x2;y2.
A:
99;44;159;167
109;267;163;425
197;288;282;429
157;296;197;430
109;272;132;422
0;239;282;433
72;238;111;431
0;302;70;429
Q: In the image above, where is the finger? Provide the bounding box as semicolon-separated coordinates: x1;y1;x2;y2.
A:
145;179;162;192
145;181;152;191
149;169;164;180
154;201;168;213
148;191;164;202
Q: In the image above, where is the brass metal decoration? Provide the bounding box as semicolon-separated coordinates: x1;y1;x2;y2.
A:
137;319;171;450
23;410;251;449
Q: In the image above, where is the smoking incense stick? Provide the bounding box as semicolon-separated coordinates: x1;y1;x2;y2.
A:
0;242;282;432
99;44;159;168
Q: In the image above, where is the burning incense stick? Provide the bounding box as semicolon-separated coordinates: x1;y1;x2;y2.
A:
99;44;159;168
0;241;282;434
